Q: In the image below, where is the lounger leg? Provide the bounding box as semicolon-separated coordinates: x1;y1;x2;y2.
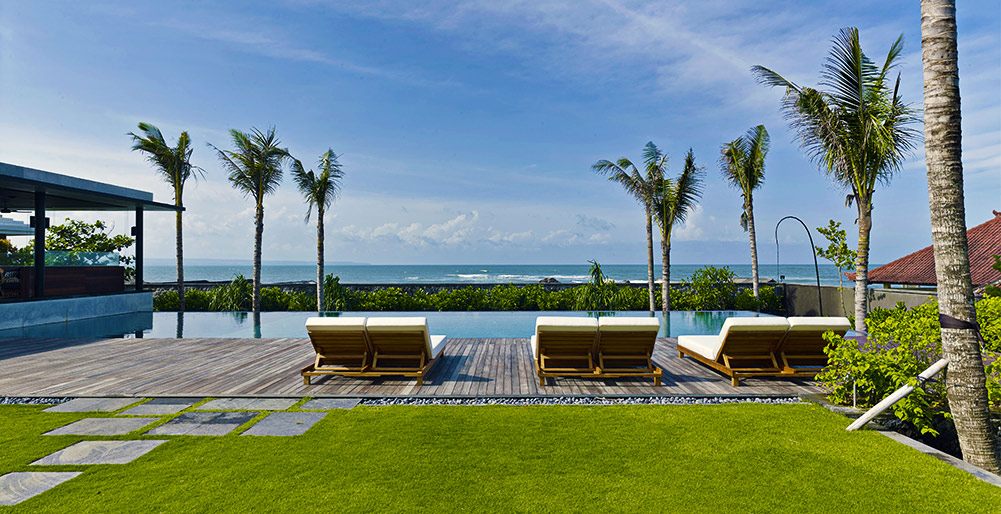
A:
417;377;423;387
539;376;545;387
678;350;683;358
654;377;661;387
731;375;739;387
303;376;310;385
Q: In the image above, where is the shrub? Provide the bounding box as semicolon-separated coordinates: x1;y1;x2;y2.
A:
184;289;212;311
684;265;736;310
976;296;1001;352
323;275;356;311
733;286;783;313
209;275;251;311
153;290;178;311
260;287;290;311
818;300;1001;435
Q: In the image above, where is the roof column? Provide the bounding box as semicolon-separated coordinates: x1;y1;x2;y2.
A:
32;191;45;297
134;204;143;292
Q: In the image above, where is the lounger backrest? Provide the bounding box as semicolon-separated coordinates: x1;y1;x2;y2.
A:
597;317;660;354
779;317;851;355
714;317;790;361
534;316;598;359
304;317;370;364
365;317;432;358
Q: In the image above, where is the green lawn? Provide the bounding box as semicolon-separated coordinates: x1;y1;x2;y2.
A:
1;401;998;513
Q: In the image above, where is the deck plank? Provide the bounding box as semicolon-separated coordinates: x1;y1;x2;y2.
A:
0;336;820;397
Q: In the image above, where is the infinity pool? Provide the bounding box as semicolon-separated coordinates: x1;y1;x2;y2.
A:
141;310;769;339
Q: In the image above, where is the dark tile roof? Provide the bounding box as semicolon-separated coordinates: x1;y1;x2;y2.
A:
847;211;1001;286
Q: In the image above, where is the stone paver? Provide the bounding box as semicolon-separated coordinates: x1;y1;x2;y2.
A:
120;398;201;416
0;472;82;505
300;398;360;410
31;440;168;466
195;398;298;411
241;412;326;436
45;417;160;436
44;398;138;413
145;411;257;436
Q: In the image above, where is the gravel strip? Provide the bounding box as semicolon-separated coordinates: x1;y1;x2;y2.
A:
1;397;72;406
360;396;802;407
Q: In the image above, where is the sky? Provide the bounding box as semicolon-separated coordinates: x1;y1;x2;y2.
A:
0;0;998;266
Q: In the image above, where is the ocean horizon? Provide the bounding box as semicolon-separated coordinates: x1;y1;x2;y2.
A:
144;263;860;287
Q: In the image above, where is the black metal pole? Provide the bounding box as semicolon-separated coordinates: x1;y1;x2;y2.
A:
32;191;45;298
134;205;144;292
775;215;823;315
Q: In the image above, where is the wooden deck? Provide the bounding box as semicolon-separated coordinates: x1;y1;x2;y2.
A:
0;337;820;397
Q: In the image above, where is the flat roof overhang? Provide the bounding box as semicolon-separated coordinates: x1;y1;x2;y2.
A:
0;162;182;212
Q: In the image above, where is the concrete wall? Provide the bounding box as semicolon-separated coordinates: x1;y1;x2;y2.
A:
0;291;153;331
783;283;936;317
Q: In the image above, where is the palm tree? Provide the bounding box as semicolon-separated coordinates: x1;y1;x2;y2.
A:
292;149;345;311
653;148;704;318
209;127;293;312
921;0;1001;472
128;122;202;311
752;28;919;332
719;125;769;303
592;143;663;313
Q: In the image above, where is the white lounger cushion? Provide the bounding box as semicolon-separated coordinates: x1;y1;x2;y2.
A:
535;316;598;332
598;317;660;332
365;317;447;359
786;317;851;332
678;316;789;362
305;317;366;332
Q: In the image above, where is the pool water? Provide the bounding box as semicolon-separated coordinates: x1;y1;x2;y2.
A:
141;310;769;339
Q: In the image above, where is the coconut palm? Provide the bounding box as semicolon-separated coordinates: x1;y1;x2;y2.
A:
128;122;202;311
752;27;919;331
292;149;345;311
592;143;663;313
209;127;293;312
653;147;704;317
719;125;769;303
920;0;1001;472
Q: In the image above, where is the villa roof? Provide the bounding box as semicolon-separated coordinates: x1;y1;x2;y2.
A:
848;211;1001;287
0;161;181;212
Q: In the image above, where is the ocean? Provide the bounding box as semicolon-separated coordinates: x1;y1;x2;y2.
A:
144;263;855;286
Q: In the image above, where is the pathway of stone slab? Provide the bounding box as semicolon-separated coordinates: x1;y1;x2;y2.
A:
0;396;356;505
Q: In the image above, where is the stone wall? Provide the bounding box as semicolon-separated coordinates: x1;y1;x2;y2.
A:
783;283;936;317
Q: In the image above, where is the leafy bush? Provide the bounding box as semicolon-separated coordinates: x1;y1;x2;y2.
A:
184;289;212;311
976;296;1001;352
818;300;1001;436
153;290;178;311
323;275;356;311
208;275;251;311
260;287;290;311
682;265;736;310
733;286;782;312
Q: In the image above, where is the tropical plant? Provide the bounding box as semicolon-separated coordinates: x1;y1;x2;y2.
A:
209;127;294;312
292;149;344;312
752;27;919;332
720;125;769;304
20;219;135;278
920;0;1000;472
984;255;1000;298
129;122;202;311
572;260;625;311
592;143;663;313
815;220;855;315
652;147;704;318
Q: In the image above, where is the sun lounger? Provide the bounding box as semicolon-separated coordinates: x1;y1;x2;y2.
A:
301;317;371;384
595;317;663;385
532;316;599;386
365;317;448;386
677;317;789;386
300;316;447;386
776;317;851;375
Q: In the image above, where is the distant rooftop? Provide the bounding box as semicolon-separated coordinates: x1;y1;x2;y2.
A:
848;211;1001;287
0;161;180;212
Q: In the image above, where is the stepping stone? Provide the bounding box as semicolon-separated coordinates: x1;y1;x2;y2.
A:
242;412;326;436
145;411;257;436
31;440;167;466
195;398;298;411
45;417;160;436
0;472;82;505
300;398;361;410
120;398;201;416
44;398;138;413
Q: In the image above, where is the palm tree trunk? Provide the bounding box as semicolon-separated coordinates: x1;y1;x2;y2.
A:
316;208;324;312
661;237;670;316
175;206;184;312
746;197;760;303
645;206;655;313
252;202;264;312
921;0;1001;472
853;208;871;332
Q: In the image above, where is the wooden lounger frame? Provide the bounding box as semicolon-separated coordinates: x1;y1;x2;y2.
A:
535;330;663;386
677;331;786;387
301;328;440;386
776;329;847;375
595;330;663;386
